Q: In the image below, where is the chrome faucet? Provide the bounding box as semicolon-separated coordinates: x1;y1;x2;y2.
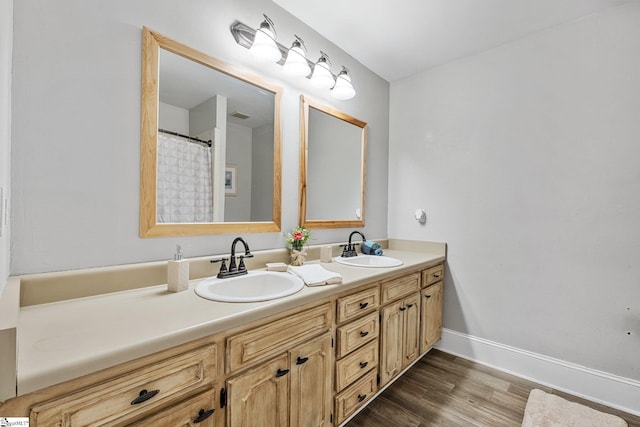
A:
210;237;254;278
341;231;366;258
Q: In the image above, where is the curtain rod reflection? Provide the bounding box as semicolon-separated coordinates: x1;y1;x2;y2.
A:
158;128;212;147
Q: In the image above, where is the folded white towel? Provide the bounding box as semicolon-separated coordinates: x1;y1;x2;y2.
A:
288;264;343;286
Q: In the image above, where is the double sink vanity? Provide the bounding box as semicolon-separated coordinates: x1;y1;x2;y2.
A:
0;240;445;426
0;26;446;426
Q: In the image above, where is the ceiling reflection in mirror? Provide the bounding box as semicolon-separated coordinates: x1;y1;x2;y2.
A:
299;96;367;229
140;28;282;237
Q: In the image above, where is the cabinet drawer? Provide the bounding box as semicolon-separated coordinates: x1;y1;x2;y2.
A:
132;389;221;426
336;312;379;358
423;264;444;286
335;370;377;425
335;339;378;392
381;272;420;304
31;344;217;426
227;303;332;372
336;285;380;324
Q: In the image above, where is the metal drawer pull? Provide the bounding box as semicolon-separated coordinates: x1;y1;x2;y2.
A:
193;408;215;423
296;356;309;365
275;368;290;377
425;295;432;299
407;303;414;308
433;274;440;278
130;389;159;405
359;302;369;309
359;361;368;369
359;331;369;337
399;306;406;311
358;394;367;402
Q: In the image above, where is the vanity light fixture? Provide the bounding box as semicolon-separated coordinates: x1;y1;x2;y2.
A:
248;14;281;63
309;52;335;89
230;16;356;99
283;35;311;77
331;66;356;100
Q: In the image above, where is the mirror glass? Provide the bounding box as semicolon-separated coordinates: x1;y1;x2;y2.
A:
299;96;367;229
140;28;282;237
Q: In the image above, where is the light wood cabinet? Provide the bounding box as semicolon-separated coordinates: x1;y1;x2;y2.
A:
290;332;334;427
29;344;217;426
226;303;333;373
132;388;222;426
336;285;379;324
335;339;378;392
379;292;421;386
226;353;290;427
226;332;333;427
336;311;379;358
334;370;377;425
3;260;445;427
421;281;443;353
381;272;420;305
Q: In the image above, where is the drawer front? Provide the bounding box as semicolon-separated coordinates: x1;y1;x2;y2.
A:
423;264;444;286
335;339;378;392
336;285;380;324
381;272;420;304
336;312;379;358
335;370;378;425
132;389;221;427
31;344;217;427
227;303;333;372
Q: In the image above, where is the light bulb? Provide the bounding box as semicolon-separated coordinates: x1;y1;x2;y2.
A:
283;40;310;77
331;68;356;100
310;56;334;88
249;17;281;63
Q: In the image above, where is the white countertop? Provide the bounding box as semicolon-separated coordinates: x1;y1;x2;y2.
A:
16;248;445;395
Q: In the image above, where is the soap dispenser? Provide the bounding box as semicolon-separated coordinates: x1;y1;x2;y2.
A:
168;244;189;292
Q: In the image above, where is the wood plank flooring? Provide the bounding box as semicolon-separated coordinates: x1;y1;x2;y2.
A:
346;349;640;427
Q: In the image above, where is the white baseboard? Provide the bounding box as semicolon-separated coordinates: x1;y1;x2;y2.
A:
436;328;640;416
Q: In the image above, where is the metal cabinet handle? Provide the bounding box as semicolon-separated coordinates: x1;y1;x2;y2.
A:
276;368;290;377
359;331;369;337
193;408;215;423
433;274;440;278
425;295;432;299
296;356;309;365
130;389;159;405
359;302;369;309
358;394;367;402
359;361;368;369
407;303;414;308
399;306;406;311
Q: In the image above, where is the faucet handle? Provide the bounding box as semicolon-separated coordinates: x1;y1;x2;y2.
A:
238;256;247;272
211;258;229;277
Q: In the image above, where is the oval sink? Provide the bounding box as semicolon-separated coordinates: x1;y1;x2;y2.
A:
334;255;403;268
194;271;304;303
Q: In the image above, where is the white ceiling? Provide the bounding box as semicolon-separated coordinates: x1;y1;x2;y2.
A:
273;0;631;82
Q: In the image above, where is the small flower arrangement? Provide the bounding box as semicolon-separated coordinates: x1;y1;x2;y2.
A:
286;226;311;251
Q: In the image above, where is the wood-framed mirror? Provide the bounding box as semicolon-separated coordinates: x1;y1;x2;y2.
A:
299;95;367;229
140;28;282;237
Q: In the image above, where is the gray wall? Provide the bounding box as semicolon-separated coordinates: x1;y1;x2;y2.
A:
389;3;640;380
0;0;12;295
10;0;390;274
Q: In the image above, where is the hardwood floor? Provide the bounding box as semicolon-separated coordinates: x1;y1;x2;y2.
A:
346;349;640;427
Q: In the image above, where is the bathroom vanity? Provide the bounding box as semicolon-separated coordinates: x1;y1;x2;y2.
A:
0;241;445;426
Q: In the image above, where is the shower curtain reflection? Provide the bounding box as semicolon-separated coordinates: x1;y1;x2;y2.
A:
157;133;213;223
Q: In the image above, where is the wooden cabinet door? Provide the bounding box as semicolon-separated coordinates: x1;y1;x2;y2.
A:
421;282;443;353
226;354;290;427
289;332;334;427
402;292;421;367
379;299;404;386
